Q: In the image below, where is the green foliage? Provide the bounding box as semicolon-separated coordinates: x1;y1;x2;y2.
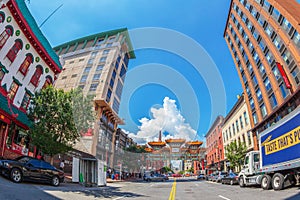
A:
125;145;147;153
28;85;84;158
186;167;194;173
70;88;95;135
225;141;248;172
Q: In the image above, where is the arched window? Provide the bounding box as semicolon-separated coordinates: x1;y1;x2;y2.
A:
0;26;13;49
30;65;43;87
19;54;33;76
0;12;5;23
43;75;53;89
6;39;23;62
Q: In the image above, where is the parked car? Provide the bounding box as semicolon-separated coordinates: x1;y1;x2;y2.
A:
172;173;182;177
0;156;64;186
221;172;239;185
216;172;228;183
144;173;168;182
206;173;216;181
197;174;206;180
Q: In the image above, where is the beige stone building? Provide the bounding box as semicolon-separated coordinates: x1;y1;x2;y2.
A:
222;94;253;172
53;28;135;168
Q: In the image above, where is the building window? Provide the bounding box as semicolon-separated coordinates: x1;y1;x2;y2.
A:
71;74;77;78
87;58;94;65
256;89;262;101
116;79;123;99
265;51;274;64
281;50;292;65
247;131;252;146
99;57;107;63
232;124;235;135
112;98;120;113
279;84;289;99
89;83;98;91
259;63;266;76
263;77;272;91
250;98;255;110
252;112;258;125
43;76;52;89
18;54;33;76
61;76;67;80
106;88;112;102
103;49;110;55
0;12;5;23
109;78;114;88
292;31;300;49
0;26;13;49
84;67;91;73
0;69;4;82
120;64;127;81
69;60;75;64
291;67;300;85
271;7;280;21
21;92;31;110
272;66;281;80
260;104;267;118
252;75;258;86
91;52;98;58
93;73;101;81
106;43;112;47
96;65;104;72
79;58;84;62
244;111;249;125
8;81;19;101
265;24;273;37
236;120;239;132
6;40;22;62
80;75;88;83
269;93;278;108
282;18;292;33
30;66;43;87
240;116;244;129
263;0;271;11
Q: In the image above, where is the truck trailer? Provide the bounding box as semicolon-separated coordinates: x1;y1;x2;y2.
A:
238;106;300;190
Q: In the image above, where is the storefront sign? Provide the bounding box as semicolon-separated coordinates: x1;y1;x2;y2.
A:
276;62;291;89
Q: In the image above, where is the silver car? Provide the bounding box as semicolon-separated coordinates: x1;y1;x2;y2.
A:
144;174;168;182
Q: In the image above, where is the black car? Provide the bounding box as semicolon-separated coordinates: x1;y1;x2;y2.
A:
221;172;239;185
197;174;206;180
0;156;64;186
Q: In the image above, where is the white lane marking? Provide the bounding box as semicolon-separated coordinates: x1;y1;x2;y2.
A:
218;195;231;200
195;184;199;186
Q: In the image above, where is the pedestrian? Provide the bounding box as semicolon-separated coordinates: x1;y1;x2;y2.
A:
60;160;65;171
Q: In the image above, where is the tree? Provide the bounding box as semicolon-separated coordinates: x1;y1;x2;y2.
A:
28;85;83;164
70;88;95;135
225;141;247;172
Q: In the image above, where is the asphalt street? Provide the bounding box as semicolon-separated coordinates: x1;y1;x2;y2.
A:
1;175;300;200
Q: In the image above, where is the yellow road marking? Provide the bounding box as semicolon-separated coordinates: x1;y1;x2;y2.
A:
168;179;176;200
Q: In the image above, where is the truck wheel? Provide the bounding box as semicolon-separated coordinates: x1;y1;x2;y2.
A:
239;177;245;187
261;175;272;190
272;173;284;191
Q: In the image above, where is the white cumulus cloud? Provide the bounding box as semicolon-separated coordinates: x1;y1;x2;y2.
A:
126;97;197;144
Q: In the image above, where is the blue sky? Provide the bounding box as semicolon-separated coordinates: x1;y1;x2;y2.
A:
27;0;242;142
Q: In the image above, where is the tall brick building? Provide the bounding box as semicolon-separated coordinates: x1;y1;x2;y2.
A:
224;0;300;149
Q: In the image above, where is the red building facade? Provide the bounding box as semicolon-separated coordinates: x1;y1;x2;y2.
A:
0;0;61;159
205;116;224;173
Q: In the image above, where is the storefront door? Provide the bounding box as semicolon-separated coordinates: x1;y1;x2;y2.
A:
0;121;8;157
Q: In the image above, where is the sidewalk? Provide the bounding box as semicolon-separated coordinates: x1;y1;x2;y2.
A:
64;175;142;185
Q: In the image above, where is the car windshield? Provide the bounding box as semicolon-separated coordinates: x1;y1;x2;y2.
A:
14;156;31;163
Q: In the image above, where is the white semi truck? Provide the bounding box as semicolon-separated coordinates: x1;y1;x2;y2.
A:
238;106;300;190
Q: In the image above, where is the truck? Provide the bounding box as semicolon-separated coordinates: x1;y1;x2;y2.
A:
238;106;300;190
